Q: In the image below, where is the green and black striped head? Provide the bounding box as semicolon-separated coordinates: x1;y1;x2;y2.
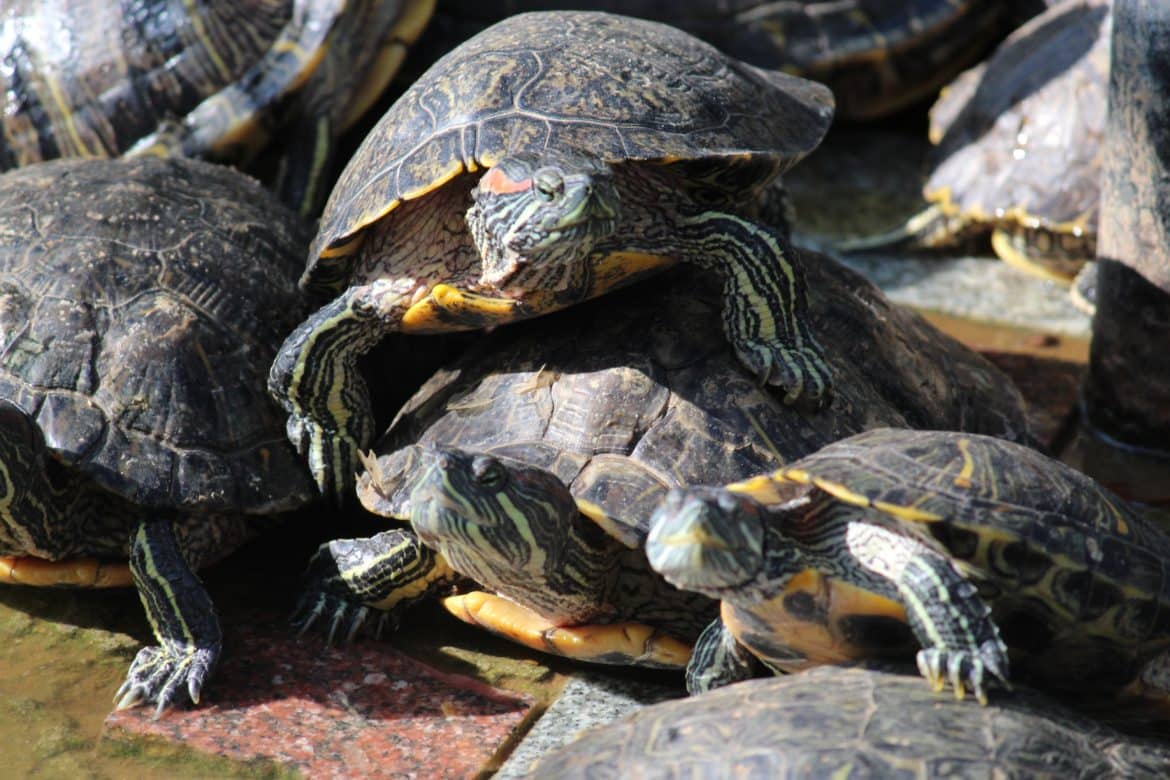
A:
469;150;620;296
646;487;766;598
408;448;619;620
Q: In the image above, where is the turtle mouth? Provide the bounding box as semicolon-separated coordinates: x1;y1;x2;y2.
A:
408;451;505;536
645;490;764;594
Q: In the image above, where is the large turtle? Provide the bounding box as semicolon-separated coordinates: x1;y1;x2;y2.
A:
267;11;837;503
0;157;317;715
431;0;1011;120
0;0;435;213
519;666;1170;779
647;428;1170;705
842;0;1109;289
290;255;1034;668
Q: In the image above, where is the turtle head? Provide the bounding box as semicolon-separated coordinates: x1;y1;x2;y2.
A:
646;487;766;597
408;448;615;613
469;150;620;296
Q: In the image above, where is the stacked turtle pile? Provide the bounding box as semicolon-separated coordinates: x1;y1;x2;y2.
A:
1;2;1167;776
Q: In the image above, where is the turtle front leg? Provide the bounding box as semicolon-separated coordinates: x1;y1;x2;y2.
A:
268;280;409;503
685;617;763;695
678;212;831;405
291;528;465;642
851;524;1010;704
115;520;221;718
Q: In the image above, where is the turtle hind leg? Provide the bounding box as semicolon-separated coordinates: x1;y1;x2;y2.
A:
115;519;222;718
685;617;762;695
441;591;692;669
291;528;464;643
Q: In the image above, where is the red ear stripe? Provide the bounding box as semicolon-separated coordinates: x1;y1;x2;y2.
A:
478;166;532;195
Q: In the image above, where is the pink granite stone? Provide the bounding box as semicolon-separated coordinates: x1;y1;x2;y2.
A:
104;610;534;778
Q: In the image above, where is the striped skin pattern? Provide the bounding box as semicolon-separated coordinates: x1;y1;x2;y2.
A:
648;486;1008;702
0;157;316;716
0;0;434;214
650;428;1170;704
267;10;836;503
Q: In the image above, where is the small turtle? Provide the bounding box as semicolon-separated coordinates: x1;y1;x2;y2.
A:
843;0;1109;288
433;0;1009;120
0;157;316;715
290;256;1033;668
267;10;837;502
647;427;1170;704
520;666;1170;779
0;0;435;213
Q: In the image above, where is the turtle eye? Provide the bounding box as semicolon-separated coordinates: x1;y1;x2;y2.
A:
533;169;564;202
471;456;507;487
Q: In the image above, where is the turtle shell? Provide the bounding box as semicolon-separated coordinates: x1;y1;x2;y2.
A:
429;1;1007;121
306;10;833;284
0;157;315;513
520;666;1170;778
0;1;433;211
776;427;1170;689
924;0;1109;242
358;255;1034;531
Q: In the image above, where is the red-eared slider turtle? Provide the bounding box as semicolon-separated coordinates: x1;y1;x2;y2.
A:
267;10;837;503
647;428;1170;704
0;157;316;715
290;256;1033;668
519;666;1170;779
434;0;1009;120
843;0;1109;288
0;0;435;213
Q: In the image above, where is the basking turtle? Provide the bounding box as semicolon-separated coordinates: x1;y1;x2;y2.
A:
519;666;1170;779
0;157;316;715
843;0;1109;287
433;0;1009;120
267;11;837;503
647;428;1170;705
290;255;1033;668
0;0;435;213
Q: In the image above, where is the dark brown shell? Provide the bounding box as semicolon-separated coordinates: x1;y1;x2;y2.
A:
308;10;833;278
0;157;315;512
522;667;1170;778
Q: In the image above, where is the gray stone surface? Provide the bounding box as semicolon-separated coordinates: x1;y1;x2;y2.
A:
824;248;1092;338
495;672;682;779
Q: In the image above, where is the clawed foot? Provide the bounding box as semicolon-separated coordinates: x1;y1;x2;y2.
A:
734;338;832;407
285;412;363;505
916;640;1011;705
114;641;220;719
289;541;394;643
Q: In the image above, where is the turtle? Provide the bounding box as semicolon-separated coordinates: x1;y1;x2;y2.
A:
0;156;317;716
0;0;436;214
518;666;1170;779
840;0;1109;289
289;253;1034;669
430;0;1011;121
646;427;1170;706
266;10;838;504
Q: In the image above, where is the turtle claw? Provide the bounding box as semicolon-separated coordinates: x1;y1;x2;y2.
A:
114;641;219;718
733;338;831;408
285;412;360;505
290;587;374;642
916;639;1010;706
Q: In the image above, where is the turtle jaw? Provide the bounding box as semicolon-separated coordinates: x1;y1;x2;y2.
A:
646;487;766;598
470;151;621;295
